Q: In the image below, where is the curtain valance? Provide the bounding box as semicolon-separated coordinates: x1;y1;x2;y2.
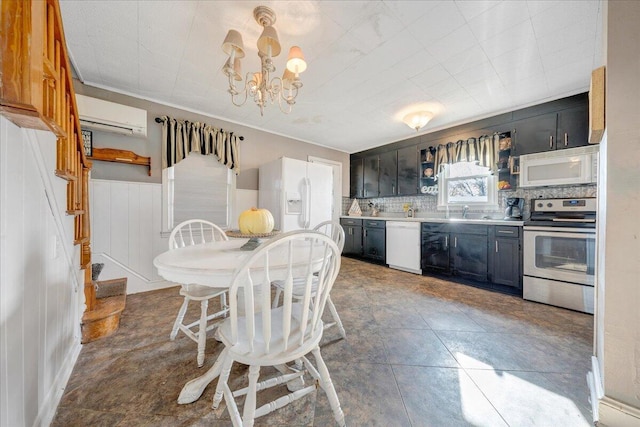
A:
158;116;241;173
433;134;499;174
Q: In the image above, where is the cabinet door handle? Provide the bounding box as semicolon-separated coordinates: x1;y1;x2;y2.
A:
454;236;457;248
564;132;568;146
549;135;553;148
495;241;499;253
444;236;448;249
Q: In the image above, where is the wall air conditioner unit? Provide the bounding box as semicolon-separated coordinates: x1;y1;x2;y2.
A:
75;94;147;137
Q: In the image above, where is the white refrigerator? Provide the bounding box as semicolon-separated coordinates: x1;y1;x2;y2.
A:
259;157;333;232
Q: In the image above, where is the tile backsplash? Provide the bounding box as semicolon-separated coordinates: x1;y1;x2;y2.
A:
342;184;597;219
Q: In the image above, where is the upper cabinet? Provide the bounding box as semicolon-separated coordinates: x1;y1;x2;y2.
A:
349;158;364;198
513;104;589;155
351;147;418;199
378;150;397;197
397;145;418;196
363;154;379;198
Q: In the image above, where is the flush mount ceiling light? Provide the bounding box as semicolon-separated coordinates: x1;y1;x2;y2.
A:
403;111;434;132
222;6;307;116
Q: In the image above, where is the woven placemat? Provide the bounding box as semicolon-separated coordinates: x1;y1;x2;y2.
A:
225;230;280;238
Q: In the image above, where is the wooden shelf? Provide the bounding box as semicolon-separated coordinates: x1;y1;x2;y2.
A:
89;147;151;176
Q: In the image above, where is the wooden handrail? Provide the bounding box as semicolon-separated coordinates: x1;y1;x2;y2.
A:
1;0;94;311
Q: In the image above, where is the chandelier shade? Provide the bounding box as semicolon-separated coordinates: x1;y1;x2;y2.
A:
221;6;307;116
222;30;245;58
403;111;434;131
257;26;281;56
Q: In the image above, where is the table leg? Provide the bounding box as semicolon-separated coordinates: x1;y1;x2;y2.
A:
178;348;228;404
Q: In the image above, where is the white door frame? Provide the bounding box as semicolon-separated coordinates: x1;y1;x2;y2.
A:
308;156;342;222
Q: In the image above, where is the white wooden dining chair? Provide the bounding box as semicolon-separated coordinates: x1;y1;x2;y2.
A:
272;220;347;339
212;230;346;427
169;219;230;367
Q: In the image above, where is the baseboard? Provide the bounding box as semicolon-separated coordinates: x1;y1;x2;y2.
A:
598;396;640;426
588;356;603;423
93;252;176;294
589;355;640;426
34;338;82;427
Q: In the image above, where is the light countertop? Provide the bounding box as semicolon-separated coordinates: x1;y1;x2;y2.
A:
341;215;524;226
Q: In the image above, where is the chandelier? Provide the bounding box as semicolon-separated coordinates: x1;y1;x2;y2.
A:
221;6;307;116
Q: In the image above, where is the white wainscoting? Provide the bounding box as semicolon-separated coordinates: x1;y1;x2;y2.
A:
89;182;258;294
0;117;83;427
89;179;170;294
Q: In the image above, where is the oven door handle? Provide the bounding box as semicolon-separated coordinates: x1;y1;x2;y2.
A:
524;226;596;234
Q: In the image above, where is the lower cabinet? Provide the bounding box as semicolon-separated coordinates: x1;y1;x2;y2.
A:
489;226;522;289
363;220;386;263
421;224;450;273
421;222;522;294
340;218;363;256
340;218;385;263
451;226;489;282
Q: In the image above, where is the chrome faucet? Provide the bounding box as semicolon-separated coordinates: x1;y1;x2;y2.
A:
462;205;470;219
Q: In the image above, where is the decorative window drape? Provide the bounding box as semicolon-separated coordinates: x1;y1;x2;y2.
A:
433;134;498;175
158;116;241;173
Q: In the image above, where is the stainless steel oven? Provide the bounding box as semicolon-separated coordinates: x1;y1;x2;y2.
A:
522;198;596;314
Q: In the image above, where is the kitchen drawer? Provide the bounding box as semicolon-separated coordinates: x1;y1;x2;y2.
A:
450;224;488;235
363;219;385;228
494;226;520;238
341;218;363;226
422;222;449;233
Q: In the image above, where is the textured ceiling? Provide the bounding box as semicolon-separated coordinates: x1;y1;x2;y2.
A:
59;0;603;153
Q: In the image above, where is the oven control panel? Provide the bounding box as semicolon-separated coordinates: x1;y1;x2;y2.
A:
531;198;596;213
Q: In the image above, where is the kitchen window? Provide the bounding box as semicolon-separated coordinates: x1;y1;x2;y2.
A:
437;161;498;209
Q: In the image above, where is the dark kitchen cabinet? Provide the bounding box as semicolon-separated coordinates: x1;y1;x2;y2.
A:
489;226;522;289
512;113;557;155
556;105;589;150
513;105;588;155
340;218;363;256
363;219;385;262
451;230;489;282
397;146;418;195
378;151;397;197
363;155;379;198
349;158;364;198
421;224;450;273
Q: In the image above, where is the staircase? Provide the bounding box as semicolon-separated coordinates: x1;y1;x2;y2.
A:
81;278;127;343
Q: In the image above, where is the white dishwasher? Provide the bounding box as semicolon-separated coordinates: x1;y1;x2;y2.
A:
386;221;422;275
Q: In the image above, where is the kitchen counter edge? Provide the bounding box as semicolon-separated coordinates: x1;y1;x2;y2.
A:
340;215;524;226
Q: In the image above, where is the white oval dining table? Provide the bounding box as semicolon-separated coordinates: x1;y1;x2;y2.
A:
153;236;325;404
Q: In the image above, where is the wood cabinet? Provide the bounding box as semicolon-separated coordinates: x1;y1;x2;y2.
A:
363;155;379;198
340;218;363;256
349;158;364;198
421;222;522;294
513;105;589;155
489;226;522;289
421;223;450;273
397;146;418;195
363;219;385;262
378;151;397;197
451;226;489;282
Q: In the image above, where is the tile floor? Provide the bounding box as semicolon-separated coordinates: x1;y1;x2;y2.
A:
53;257;594;426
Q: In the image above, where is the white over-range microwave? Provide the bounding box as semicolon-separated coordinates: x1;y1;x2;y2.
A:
519;145;599;188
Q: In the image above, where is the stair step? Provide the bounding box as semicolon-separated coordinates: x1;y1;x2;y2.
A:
95;277;127;299
81;293;126;343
